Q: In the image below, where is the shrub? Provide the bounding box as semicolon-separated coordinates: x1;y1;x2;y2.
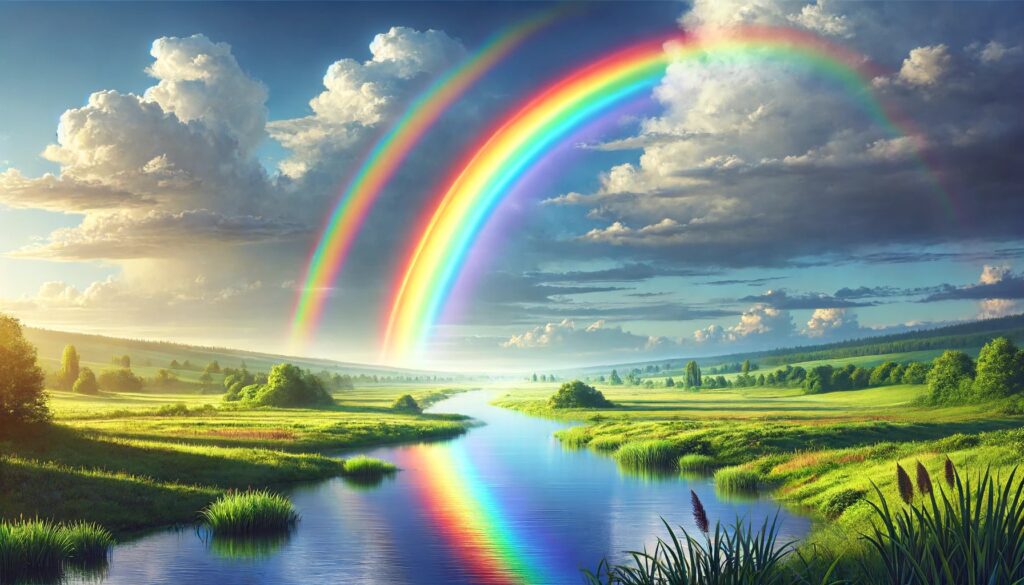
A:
72;367;99;395
548;380;612;409
0;313;49;425
228;364;333;407
822;488;865;519
391;394;422;413
343;456;398;478
201;490;298;536
714;465;761;492
615;440;677;470
97;368;144;393
678;453;717;474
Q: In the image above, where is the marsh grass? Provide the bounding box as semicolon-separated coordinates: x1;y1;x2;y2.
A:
201;490;298;536
342;456;397;479
0;518;113;583
614;440;678;470
208;534;290;560
714;465;761;493
589;435;625;451
678;454;717;474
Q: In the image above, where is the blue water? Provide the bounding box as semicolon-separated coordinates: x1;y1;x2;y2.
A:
68;390;812;584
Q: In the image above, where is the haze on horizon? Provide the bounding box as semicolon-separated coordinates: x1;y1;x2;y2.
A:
2;1;1023;369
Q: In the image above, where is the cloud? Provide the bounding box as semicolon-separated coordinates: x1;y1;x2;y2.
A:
970;41;1024;64
897;45;952;87
0;169;154;212
738;288;871;309
10;210;304;260
501;318;676;356
693;304;795;345
804;307;861;338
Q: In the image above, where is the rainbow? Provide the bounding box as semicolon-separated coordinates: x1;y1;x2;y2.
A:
382;26;945;360
401;443;556;584
287;11;559;350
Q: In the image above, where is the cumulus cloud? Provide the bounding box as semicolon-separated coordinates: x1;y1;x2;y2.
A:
739;288;870;309
804;307;861;338
0;169;153;212
502;318;676;356
693;304;795;345
897;45;952;87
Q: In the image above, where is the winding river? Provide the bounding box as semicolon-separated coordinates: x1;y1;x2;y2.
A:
68;390;812;584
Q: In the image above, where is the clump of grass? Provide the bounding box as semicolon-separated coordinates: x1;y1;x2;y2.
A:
864;466;1024;584
342;456;398;479
209;534;289;560
589;435;624;451
201;490;298;536
554;427;592;448
714;465;761;493
0;518;113;582
678;453;717;474
614;440;678;470
822;488;865;520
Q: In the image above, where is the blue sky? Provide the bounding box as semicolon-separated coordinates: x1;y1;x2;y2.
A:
1;1;1023;368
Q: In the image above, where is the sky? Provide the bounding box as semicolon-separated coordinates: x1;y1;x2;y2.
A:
1;1;1023;370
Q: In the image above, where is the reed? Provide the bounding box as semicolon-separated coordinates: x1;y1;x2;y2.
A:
678;454;717;474
0;518;112;582
201;490;298;536
614;440;678;470
714;465;761;493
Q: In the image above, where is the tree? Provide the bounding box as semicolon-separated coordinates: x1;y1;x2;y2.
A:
170;359;181;369
741;360;751;375
609;369;623;385
757;373;766;386
870;362;898;386
119;355;131;369
531;373;538;382
665;376;675;387
73;368;99;395
392;394;421;413
229;363;333;407
927;350;975;404
548;380;612;408
685;360;701;388
973;337;1024;398
852;367;871;389
0;314;49;425
205;360;221;374
98;368;144;393
154;369;178;387
58;344;80;391
805;365;834;394
902;362;930;385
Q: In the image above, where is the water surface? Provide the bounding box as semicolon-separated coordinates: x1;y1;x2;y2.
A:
71;390;811;584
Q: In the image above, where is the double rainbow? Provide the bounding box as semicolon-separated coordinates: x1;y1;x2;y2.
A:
288;11;559;350
382;26;943;360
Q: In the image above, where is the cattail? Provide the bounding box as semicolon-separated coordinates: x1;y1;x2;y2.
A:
691;490;709;533
897;463;914;504
916;461;933;495
944;457;956;488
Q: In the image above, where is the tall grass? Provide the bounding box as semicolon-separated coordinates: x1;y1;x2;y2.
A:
714;465;761;492
342;456;398;478
201;490;298;536
863;464;1024;584
0;518;113;582
678;454;717;474
614;440;678;470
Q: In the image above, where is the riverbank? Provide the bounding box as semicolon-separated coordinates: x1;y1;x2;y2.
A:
495;382;1024;563
0;386;470;537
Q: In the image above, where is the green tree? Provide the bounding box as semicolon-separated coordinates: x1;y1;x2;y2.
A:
927;350;975;404
851;367;871;388
973;337;1024;398
869;361;898;386
757;373;766;386
0;314;49;425
741;360;751;375
205;360;221;374
58;344;80;391
609;369;623;385
665;376;675;387
72;367;99;395
685;360;700;388
805;365;834;394
531;373;538;382
98;369;144;393
548;380;612;408
233;364;333;407
119;355;131;369
392;394;421;413
170;359;181;369
902;362;930;385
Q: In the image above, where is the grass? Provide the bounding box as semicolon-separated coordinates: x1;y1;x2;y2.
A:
342;455;398;478
201;490;298;536
1;385;471;537
714;465;761;492
0;518;114;583
614;439;678;471
677;453;716;474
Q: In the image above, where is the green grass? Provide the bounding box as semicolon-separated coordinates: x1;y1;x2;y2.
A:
201;490;298;536
342;455;398;478
0;518;113;582
677;453;716;474
614;440;678;470
714;465;761;492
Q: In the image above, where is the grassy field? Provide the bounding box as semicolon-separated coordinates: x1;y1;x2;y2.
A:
496;380;1024;566
1;385;469;537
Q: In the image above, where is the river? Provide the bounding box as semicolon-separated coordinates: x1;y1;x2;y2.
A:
67;389;812;584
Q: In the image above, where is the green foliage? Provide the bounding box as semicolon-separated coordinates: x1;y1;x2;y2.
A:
665;376;675;387
901;362;930;385
685;360;702;388
927;350;975;404
714;465;761;492
201;490;298;536
804;365;834;394
59;344;80;391
609;369;623;385
72;367;99;395
677;453;716;474
342;455;398;478
822;488;865;519
227;363;334;407
391;394;422;413
0;519;113;583
548;380;612;409
0;313;49;426
614;440;677;470
973;337;1024;398
97;368;144;393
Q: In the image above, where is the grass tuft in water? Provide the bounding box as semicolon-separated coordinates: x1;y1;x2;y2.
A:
614;440;678;470
201;490;298;536
714;465;761;493
0;518;113;582
342;456;398;479
678;453;717;474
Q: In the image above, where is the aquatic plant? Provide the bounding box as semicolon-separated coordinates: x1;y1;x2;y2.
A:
343;455;398;478
614;440;678;470
678;454;716;474
0;518;112;582
201;490;298;536
714;465;761;493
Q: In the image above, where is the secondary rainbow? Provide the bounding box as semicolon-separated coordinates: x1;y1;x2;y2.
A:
382;26;945;360
287;11;558;350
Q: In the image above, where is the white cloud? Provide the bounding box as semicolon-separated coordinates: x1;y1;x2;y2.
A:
789;0;851;37
693;304;795;345
804;307;861;338
0;169;153;212
502;318;676;356
970;41;1024;64
980;264;1010;285
898;45;951;87
977;264;1017;318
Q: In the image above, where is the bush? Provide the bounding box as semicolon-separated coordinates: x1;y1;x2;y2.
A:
227;364;333;408
615;440;677;470
72;367;99;395
548;380;612;409
714;465;761;492
97;368;144;393
822;488;865;519
391;394;422;413
0;313;49;426
201;490;298;536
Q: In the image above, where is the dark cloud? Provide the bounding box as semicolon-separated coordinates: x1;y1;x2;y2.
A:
738;289;873;310
922;274;1024;302
701;276;786;287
